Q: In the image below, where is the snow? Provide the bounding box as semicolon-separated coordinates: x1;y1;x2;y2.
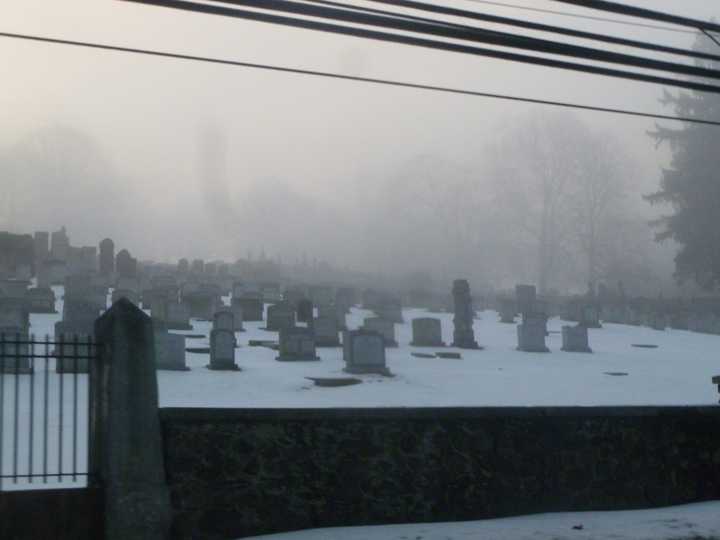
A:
18;287;720;409
242;502;720;540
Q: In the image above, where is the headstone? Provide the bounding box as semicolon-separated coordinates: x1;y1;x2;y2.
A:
234;294;263;322
343;330;391;376
165;301;192;330
497;297;516;324
153;325;189;371
115;249;137;279
182;291;218;320
276;326;319;361
517;314;549;353
0;297;30;333
313;315;340;347
515;284;537;316
410;318;444;347
579;304;602;329
228;302;245;332
213;309;235;332
265;303;295;332
99;238;115;277
362;317;398;347
0;329;32;373
561;325;592;353
452;279;480;349
296;299;314;324
26;287;56;313
208;326;238;371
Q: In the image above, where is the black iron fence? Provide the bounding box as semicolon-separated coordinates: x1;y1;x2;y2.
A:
0;334;100;490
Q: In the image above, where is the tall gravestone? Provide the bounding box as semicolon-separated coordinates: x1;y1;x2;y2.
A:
296;299;314;324
208;311;239;370
93;299;172;540
99;238;115;277
452;279;479;349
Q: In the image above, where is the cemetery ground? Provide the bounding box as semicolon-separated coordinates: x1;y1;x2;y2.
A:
3;287;720;539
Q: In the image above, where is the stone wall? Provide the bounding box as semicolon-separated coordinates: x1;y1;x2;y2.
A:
161;406;720;540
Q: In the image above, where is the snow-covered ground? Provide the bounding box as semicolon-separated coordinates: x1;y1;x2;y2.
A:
18;288;720;408
244;502;720;540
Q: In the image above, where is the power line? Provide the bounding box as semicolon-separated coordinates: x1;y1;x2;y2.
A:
208;0;720;80
552;0;720;34
349;0;720;62
1;30;718;126
463;0;695;34
124;0;720;94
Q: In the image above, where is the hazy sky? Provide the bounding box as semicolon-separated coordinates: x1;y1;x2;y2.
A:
1;1;718;266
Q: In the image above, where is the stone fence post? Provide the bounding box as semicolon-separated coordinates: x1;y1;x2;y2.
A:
94;298;172;540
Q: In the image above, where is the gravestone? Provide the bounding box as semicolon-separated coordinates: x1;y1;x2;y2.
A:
55;297;98;373
276;327;319;361
0;297;30;333
165;301;192;330
26;287;56;313
99;238;115;277
517;314;549;353
182;291;218;320
410;318;445;347
153;324;189;371
343;329;391;376
213;309;235;332
498;298;516;324
208;325;238;371
362;317;398;347
376;296;403;324
283;287;306;310
579;304;602;329
515;284;537;316
228;302;245;332
234;294;263;322
452;279;480;349
561;325;592;353
313;315;341;347
265;303;295;332
296;299;314;324
0;329;32;373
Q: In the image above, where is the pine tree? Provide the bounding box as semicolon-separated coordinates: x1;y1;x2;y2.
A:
646;33;720;289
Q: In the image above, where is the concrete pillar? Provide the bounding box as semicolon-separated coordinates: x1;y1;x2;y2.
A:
94;298;171;540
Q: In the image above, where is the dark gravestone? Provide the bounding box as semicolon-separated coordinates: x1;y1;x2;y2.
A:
276;327;319;361
342;330;391;376
208;311;239;370
313;316;341;347
410;318;445;347
561;325;592;353
452;279;479;349
515;284;536;316
296;299;314;324
93;299;172;540
234;295;263;322
27;287;56;313
265;303;295;332
498;298;516;324
153;325;189;371
0;330;32;374
362;317;398;347
517;315;549;353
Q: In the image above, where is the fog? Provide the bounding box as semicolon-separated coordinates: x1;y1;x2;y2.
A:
1;0;717;294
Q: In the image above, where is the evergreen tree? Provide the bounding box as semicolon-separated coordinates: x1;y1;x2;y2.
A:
646;32;720;289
